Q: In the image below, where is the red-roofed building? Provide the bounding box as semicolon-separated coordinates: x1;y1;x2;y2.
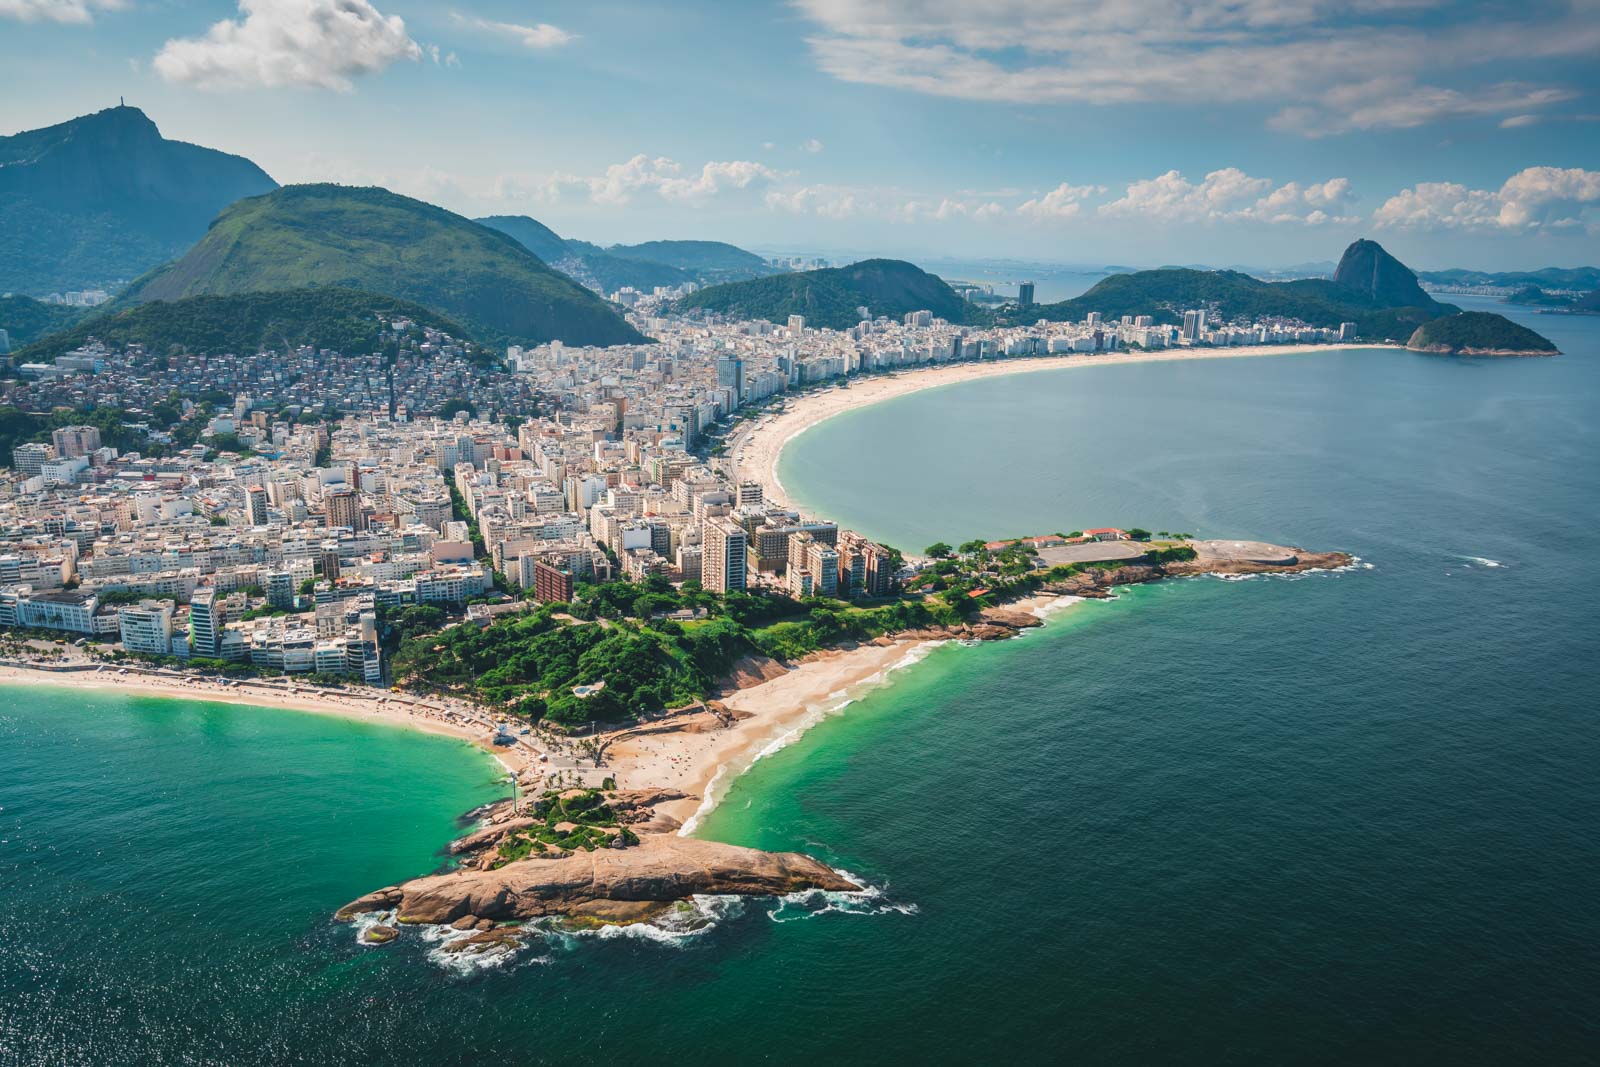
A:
1083;528;1128;541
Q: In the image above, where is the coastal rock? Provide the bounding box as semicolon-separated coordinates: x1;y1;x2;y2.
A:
340;835;858;926
450;914;479;930
449;818;536;855
335;887;403;921
977;608;1043;630
362;924;399;944
440;927;525;954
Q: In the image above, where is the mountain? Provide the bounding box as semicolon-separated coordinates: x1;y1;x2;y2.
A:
123;185;644;347
674;259;977;329
1418;266;1600;291
606;240;770;278
0;106;277;294
1332;239;1432;307
476;217;769;292
0;295;89;349
15;288;465;363
1023;240;1456;340
476;215;569;264
1406;312;1559;355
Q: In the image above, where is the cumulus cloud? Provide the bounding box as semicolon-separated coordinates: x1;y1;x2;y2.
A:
765;185;859;218
0;0;124;23
794;0;1597;134
1017;182;1103;219
1375;167;1600;230
1100;168;1355;224
802;138;825;153
450;12;574;49
536;155;777;206
153;0;422;91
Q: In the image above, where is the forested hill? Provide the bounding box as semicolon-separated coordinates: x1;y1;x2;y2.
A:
121;185;645;348
15;288;466;363
0;105;276;293
675;259;978;329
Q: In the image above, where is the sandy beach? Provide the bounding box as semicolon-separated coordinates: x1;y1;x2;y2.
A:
733;343;1384;508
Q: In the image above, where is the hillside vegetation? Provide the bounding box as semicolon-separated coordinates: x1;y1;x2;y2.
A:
0;296;88;348
1406;312;1559;354
123;185;644;348
676;258;978;329
15;288;465;362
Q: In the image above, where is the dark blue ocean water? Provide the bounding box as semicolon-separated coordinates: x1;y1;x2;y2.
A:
2;297;1597;1064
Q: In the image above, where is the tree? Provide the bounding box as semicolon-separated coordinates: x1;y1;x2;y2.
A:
1128;528;1152;542
925;542;953;559
958;539;988;555
298;576;317;595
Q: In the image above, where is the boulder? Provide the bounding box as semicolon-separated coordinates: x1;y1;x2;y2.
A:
362;924;399;944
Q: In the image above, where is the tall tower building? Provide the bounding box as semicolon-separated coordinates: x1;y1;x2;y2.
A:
1018;281;1035;307
703;518;748;593
246;486;269;526
325;488;363;530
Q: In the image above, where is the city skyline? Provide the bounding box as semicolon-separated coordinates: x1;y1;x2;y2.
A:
1;0;1598;270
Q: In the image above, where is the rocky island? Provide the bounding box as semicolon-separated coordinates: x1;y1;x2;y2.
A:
1406;311;1560;356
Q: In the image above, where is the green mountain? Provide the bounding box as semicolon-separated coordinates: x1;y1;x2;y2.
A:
1406;312;1559;355
123;185;643;347
0;106;277;294
1023;240;1456;340
675;259;977;329
0;295;89;349
476;217;767;292
15;288;465;363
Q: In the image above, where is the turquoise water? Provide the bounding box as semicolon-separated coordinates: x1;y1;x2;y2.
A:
4;296;1599;1063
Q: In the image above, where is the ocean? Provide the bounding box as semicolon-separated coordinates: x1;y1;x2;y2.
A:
3;296;1598;1064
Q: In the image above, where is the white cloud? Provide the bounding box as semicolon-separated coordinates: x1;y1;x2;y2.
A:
802;138;824;153
0;0;124;23
1100;168;1355;224
765;185;859;218
450;12;574;49
153;0;422;91
534;155;778;206
794;0;1598;134
1375;167;1600;230
1017;182;1103;219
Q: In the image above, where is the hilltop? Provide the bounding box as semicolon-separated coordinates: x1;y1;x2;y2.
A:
1419;266;1600;291
675;258;978;329
1022;240;1460;340
478;217;771;292
0;106;277;294
123;185;644;348
1406;312;1560;355
15;288;466;363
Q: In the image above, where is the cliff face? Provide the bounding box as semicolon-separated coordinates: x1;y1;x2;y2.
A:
1332;239;1433;308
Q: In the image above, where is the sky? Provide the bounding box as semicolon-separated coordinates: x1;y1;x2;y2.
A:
1;0;1598;270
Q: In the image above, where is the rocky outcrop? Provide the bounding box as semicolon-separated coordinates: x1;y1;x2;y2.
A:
338;834;857;925
1333;238;1433;308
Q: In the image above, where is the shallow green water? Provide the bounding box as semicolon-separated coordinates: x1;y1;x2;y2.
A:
3;297;1598;1064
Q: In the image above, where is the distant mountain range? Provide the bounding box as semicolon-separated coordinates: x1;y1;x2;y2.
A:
1025;240;1464;340
120;185;644;348
674;259;978;329
1418;266;1600;291
0;106;277;294
477;216;775;292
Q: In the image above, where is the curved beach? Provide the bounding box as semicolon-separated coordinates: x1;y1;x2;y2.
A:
732;343;1380;508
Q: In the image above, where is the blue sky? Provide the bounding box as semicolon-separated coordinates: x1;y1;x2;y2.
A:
2;0;1598;269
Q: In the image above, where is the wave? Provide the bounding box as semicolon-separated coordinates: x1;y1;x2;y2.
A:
1456;555;1504;568
767;870;919;924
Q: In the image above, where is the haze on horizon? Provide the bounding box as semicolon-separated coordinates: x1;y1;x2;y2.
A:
1;0;1597;271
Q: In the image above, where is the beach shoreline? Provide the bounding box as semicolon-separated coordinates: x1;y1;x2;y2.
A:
0;664;534;772
731;343;1389;508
